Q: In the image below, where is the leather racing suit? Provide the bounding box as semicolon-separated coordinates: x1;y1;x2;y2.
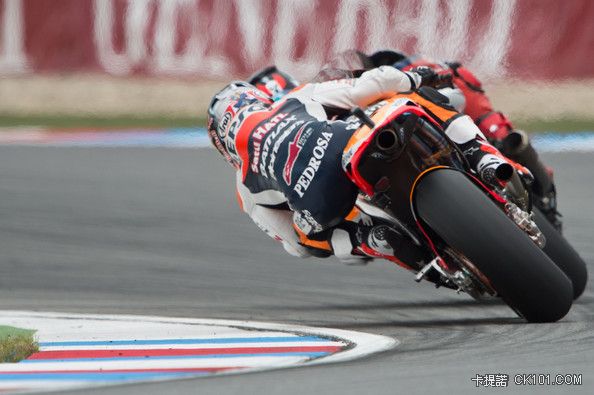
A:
229;66;511;265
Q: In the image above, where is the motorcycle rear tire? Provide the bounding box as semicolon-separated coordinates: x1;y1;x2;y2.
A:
415;168;573;323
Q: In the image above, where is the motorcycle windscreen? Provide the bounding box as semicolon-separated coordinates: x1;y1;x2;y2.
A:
310;50;369;83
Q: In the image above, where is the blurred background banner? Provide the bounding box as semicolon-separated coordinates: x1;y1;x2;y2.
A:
1;0;593;80
1;0;592;124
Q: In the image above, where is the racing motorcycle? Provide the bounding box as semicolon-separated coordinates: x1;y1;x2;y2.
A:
315;51;588;304
250;62;587;322
340;91;575;322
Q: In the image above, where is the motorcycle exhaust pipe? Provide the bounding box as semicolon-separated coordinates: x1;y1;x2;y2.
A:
502;130;552;195
375;128;399;154
480;162;514;187
495;162;514;183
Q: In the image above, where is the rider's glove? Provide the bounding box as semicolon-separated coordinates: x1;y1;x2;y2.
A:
405;66;438;89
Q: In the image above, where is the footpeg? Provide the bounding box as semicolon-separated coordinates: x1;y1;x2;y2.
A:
415;257;448;282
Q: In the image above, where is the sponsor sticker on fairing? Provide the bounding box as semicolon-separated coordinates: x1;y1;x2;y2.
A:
372;98;411;127
364;100;387;116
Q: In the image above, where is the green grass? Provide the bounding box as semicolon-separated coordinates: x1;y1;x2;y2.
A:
514;118;594;133
0;325;39;363
0;114;593;132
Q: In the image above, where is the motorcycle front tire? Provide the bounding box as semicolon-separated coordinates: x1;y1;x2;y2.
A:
533;207;588;299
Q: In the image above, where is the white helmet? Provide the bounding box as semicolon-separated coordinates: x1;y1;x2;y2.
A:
207;81;271;167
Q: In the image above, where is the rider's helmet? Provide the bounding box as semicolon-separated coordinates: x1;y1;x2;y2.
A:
207;81;272;167
368;50;410;70
248;66;299;101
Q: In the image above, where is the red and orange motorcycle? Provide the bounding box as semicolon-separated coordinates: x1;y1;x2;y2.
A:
340;91;577;323
250;62;587;322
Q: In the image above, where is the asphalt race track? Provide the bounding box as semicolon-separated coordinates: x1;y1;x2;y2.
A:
0;146;592;394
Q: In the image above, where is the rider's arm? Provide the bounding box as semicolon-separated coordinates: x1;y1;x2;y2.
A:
235;173;311;258
285;66;423;112
444;114;487;144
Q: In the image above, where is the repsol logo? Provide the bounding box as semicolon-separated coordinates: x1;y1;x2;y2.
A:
293;131;333;198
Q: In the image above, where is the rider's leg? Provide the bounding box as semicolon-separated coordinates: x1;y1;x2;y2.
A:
413;88;515;187
294;205;429;269
333;207;429;270
444;115;515;187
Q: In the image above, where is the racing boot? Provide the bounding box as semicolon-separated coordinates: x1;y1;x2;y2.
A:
457;138;514;188
358;224;429;271
502;130;562;231
359;223;448;286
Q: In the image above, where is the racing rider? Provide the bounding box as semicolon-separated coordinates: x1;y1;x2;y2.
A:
207;66;518;265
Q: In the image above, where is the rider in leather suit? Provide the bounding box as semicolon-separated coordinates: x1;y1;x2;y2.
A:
208;66;517;266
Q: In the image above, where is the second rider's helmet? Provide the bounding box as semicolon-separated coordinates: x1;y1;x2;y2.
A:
248;66;299;101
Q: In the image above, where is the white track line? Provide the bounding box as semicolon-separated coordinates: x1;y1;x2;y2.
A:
38;341;345;351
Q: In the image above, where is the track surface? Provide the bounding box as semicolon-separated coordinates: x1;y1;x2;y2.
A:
0;147;592;394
